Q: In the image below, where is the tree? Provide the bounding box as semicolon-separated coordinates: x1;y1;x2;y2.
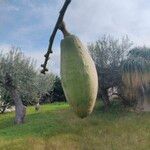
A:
4;73;26;124
0;46;66;123
0;47;38;106
0;47;37;123
36;73;55;104
49;76;66;102
88;35;133;109
38;76;66;104
121;47;150;111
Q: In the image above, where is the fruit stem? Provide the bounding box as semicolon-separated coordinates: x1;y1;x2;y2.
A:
58;21;71;37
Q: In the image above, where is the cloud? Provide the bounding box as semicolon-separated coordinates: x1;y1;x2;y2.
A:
0;43;60;75
65;0;150;46
1;0;150;75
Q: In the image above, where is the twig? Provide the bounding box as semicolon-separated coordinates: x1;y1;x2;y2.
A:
41;0;72;74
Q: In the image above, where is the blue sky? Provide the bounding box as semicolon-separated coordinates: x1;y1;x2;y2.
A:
1;0;150;74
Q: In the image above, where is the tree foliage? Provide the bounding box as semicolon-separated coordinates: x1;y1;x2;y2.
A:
88;35;133;108
0;47;56;108
121;47;150;110
50;76;66;102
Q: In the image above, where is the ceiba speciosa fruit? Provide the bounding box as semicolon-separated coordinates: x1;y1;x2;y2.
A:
59;22;98;118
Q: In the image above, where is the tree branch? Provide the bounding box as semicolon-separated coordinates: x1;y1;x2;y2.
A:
0;73;15;90
0;80;5;87
41;0;72;74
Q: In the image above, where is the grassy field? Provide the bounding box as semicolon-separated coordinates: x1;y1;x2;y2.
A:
0;101;150;150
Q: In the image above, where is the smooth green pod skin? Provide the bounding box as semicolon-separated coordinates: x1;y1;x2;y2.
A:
61;35;98;118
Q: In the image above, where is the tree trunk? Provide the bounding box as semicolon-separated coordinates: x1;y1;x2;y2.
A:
135;86;144;112
10;89;26;124
101;89;110;111
4;73;26;124
113;92;131;107
35;102;40;111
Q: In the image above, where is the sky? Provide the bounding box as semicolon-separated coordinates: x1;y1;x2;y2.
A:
0;0;150;75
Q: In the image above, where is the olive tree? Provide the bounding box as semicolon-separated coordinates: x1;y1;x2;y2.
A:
36;73;55;104
0;47;37;124
88;35;133;110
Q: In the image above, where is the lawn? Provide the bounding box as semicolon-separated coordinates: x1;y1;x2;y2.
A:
0;101;150;150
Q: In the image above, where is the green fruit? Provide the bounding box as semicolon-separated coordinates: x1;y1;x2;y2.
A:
61;35;98;118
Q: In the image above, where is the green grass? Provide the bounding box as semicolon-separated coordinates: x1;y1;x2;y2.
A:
0;101;150;150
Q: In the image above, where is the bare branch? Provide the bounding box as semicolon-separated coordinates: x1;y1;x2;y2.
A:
41;0;72;74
